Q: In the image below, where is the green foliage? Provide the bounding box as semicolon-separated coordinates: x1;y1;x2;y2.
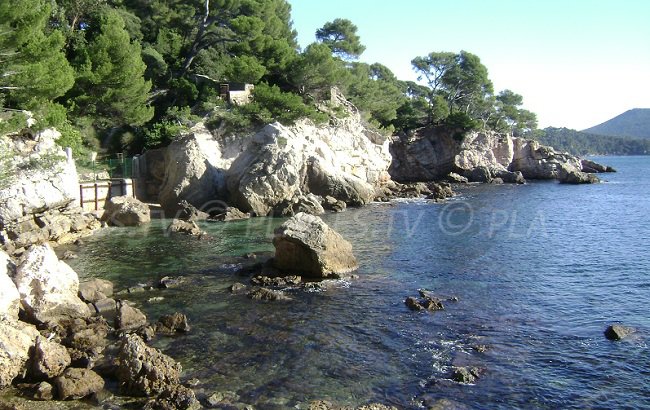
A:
316;18;365;60
0;111;28;136
533;127;650;156
0;0;74;108
3;1;548;151
67;9;153;129
289;43;348;100
224;56;267;84
246;82;327;125
143;120;185;149
444;112;480;139
344;63;405;131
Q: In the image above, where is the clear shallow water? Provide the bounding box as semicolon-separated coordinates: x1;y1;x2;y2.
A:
67;156;650;409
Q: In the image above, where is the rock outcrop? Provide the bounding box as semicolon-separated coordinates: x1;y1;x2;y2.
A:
54;367;105;400
0;249;20;321
116;334;182;396
390;127;612;183
604;324;635;341
157;103;391;216
0;129;100;253
0;320;40;387
272;213;358;278
13;243;91;323
30;335;71;380
167;219;206;237
228;119;390;215
102;195;151;227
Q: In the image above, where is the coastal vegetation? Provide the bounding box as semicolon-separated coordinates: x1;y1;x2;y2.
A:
532;127;650;156
1;0;538;158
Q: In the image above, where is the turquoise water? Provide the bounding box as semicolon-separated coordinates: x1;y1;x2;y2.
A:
67;156;650;409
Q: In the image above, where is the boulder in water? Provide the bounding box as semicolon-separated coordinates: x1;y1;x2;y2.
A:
174;200;209;221
102;196;151;227
78;278;114;303
272;213;358;278
116;301;147;330
155;312;191;335
452;367;482;384
604;324;635;341
167;219;206;237
557;165;600;184
209;206;250;222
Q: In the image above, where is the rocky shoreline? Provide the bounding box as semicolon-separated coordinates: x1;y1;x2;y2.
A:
0;98;618;409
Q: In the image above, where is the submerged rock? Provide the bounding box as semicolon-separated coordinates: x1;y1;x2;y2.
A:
229;282;247;293
272;213;358;278
247;287;291;301
405;290;446;312
604;324;635;341
452;367;482;384
155;312;191;335
102;195;151;227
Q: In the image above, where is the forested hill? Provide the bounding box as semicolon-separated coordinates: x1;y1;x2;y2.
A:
583;108;650;139
1;0;538;160
532;127;650;156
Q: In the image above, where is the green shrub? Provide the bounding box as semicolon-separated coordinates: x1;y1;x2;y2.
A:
0;111;28;136
251;83;328;125
144;120;185;148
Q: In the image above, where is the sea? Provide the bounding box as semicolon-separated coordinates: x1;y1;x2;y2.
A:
66;156;650;409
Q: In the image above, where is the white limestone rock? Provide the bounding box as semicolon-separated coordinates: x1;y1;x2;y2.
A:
0;250;20;321
14;244;91;323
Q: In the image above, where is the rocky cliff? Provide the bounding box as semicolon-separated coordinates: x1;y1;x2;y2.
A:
0;129;99;254
389;127;613;184
158;113;392;216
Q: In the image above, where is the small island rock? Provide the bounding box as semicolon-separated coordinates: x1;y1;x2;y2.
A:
604;324;635;341
102;196;151;227
272;212;358;278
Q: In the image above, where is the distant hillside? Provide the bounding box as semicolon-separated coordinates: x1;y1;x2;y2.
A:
531;127;650;156
583;108;650;139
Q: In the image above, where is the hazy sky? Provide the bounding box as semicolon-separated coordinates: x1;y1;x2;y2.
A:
288;0;650;130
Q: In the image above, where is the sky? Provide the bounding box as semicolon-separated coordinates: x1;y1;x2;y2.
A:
288;0;650;130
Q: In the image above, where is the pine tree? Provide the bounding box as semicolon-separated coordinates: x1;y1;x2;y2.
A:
69;9;153;128
0;0;74;108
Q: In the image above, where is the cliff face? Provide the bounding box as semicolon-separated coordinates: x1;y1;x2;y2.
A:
389;127;609;183
0;129;99;254
158;113;392;216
